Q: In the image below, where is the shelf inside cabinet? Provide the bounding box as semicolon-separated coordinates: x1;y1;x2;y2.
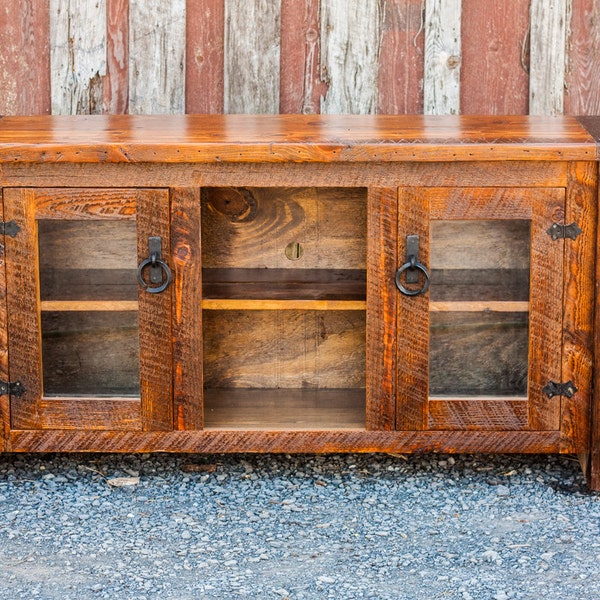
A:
204;388;365;430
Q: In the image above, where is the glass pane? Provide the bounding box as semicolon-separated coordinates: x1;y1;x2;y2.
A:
429;220;530;397
37;220;140;397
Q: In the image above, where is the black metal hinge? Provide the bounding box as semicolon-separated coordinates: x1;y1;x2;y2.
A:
0;380;26;397
546;222;582;241
542;380;577;399
0;220;21;238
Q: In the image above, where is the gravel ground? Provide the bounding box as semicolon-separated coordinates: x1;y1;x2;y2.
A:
0;452;599;599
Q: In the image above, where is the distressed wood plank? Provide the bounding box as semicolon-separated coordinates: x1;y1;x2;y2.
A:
186;0;224;113
136;189;173;431
280;0;327;114
561;162;596;452
0;191;8;447
366;188;397;430
460;0;530;114
50;0;106;115
224;0;281;114
564;0;600;115
0;0;51;115
529;0;569;115
377;0;424;114
103;0;129;114
429;399;529;431
8;429;563;455
424;0;461;115
320;0;381;114
33;188;137;219
129;0;186;114
171;188;203;430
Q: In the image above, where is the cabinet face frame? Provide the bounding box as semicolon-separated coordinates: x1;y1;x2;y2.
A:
2;187;174;432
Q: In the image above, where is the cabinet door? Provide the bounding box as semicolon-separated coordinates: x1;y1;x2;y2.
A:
396;187;565;431
3;188;173;431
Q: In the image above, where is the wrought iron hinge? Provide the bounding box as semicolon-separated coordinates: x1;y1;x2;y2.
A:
546;222;582;241
0;220;21;238
542;380;577;399
0;380;26;397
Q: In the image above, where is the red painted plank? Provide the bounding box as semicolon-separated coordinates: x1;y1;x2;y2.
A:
564;0;600;115
103;0;129;114
0;0;50;115
460;0;530;115
186;0;224;114
279;0;327;114
377;0;424;114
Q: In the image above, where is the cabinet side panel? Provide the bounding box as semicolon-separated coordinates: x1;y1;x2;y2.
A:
171;188;203;430
0;190;8;449
396;188;430;430
366;188;397;430
136;189;173;431
562;162;597;454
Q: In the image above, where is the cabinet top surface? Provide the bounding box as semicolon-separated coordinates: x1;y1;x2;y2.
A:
0;114;595;164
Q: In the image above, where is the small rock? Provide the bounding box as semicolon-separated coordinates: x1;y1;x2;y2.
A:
496;485;510;497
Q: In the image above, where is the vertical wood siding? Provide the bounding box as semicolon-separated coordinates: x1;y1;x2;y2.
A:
0;0;598;116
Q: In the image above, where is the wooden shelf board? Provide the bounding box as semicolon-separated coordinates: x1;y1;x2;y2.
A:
430;301;529;313
204;388;365;430
41;300;139;312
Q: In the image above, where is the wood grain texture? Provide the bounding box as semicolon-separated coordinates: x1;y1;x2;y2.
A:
4;189;44;429
7;429;563;455
564;0;600;115
103;0;129;114
171;188;203;430
136;189;173;431
366;188;397;430
428;399;528;431
0;0;51;115
280;0;327;114
319;0;381;114
529;0;569;115
1;161;570;190
424;0;461;115
396;187;429;430
377;0;424;114
50;0;107;115
590;161;600;489
0;191;8;448
0;115;594;164
460;0;530;114
186;0;224;113
129;0;186;114
33;188;137;219
224;0;281;114
561;162;596;453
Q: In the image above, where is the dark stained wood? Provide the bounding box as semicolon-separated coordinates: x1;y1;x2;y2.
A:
171;188;203;430
204;389;364;430
136;189;173;431
279;0;326;114
104;0;129;114
1;161;570;189
186;0;224;113
396;187;429;430
564;0;600;116
366;188;397;430
7;429;563;455
377;0;424;114
460;0;530;115
0;115;594;164
428;399;528;431
560;162;597;453
0;0;50;115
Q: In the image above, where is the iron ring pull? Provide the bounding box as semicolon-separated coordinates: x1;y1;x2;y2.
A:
395;259;430;296
137;236;172;294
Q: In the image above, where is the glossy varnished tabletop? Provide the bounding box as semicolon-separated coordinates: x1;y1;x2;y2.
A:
0;114;595;163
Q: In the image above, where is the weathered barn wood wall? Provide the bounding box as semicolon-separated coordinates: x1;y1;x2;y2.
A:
1;0;599;116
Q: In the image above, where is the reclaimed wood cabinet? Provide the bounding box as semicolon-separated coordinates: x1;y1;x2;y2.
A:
1;115;599;489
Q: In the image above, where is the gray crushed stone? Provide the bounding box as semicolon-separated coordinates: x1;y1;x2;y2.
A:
0;452;599;599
